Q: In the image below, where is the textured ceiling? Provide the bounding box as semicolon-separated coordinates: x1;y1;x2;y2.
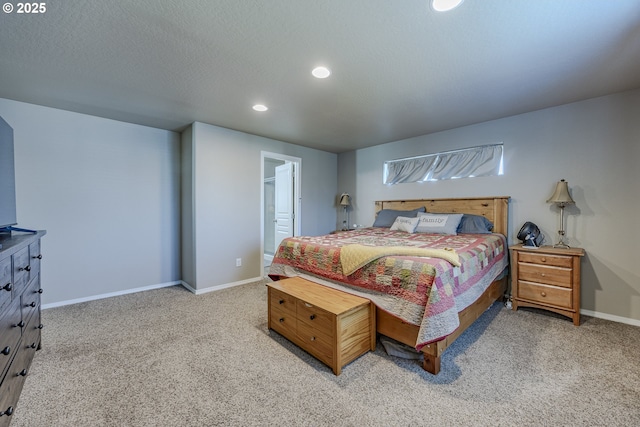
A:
1;0;639;153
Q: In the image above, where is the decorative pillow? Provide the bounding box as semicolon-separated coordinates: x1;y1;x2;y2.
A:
390;216;420;233
372;207;426;228
415;213;463;235
457;214;494;234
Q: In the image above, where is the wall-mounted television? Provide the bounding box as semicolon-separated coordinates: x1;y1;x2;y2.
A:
0;116;18;230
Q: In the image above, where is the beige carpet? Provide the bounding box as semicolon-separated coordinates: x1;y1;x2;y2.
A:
10;280;640;426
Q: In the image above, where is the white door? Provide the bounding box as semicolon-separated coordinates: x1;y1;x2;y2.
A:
274;162;294;251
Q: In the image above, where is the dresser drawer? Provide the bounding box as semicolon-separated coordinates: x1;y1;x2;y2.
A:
297;320;333;365
0;299;22;379
22;274;41;324
269;288;297;316
269;305;297;338
11;247;31;297
296;299;333;336
517;280;572;309
518;251;573;268
0;339;33;425
0;257;11;313
23;307;42;352
518;262;572;288
28;240;42;277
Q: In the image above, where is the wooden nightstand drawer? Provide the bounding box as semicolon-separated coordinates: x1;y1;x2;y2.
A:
518;252;573;268
518;263;572;288
517;281;572;309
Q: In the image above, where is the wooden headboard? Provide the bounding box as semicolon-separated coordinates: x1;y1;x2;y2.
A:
375;196;510;237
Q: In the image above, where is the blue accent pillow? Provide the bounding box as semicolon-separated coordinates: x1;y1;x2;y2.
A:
457;214;494;234
372;207;426;228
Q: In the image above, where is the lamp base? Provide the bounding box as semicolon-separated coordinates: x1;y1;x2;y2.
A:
553;242;571;249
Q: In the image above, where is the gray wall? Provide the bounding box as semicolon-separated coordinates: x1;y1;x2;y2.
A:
0;98;181;305
181;121;337;291
338;89;640;324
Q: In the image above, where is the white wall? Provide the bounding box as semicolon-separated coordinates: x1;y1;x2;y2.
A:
0;99;181;305
182;121;337;291
338;89;640;323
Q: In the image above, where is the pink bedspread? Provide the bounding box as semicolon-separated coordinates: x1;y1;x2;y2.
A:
268;228;508;350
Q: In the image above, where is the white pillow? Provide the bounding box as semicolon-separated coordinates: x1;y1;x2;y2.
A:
415;213;463;235
390;216;419;233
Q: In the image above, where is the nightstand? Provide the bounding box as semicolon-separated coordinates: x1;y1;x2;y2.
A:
510;245;584;325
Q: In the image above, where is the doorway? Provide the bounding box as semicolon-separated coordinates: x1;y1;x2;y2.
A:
261;152;301;275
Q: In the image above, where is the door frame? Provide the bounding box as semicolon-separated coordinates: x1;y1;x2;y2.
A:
260;151;301;275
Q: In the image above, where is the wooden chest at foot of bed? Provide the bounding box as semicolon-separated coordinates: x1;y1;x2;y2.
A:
267;277;376;375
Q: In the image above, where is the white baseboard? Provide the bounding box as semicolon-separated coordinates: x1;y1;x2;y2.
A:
42;281;182;310
180;276;263;295
581;309;640;327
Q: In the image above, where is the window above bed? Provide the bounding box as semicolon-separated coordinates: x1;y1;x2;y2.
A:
383;143;503;185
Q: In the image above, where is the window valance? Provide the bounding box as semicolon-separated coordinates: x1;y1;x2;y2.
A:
383;143;503;185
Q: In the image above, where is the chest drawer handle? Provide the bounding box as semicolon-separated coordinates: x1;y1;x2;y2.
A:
37;289;44;294
38;324;44;330
540;273;546;277
310;336;316;341
19;265;31;272
279;318;285;323
18;369;28;377
15;321;25;328
309;314;316;320
2;283;11;292
540;292;547;297
0;406;14;417
541;257;547;263
1;346;10;356
26;301;37;308
29;343;37;349
33;254;42;260
278;299;284;304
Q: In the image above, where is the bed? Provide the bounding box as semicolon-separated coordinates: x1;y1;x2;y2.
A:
268;196;510;374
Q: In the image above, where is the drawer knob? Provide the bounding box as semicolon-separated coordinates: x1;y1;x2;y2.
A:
33;254;43;260
310;336;316;341
279;318;284;323
541;257;547;262
27;301;37;308
1;346;10;356
19;265;31;272
309;314;316;320
29;343;37;349
18;369;28;377
540;292;547;297
2;283;11;292
37;288;44;294
15;321;25;328
38;324;44;329
1;406;14;417
540;273;546;277
278;299;284;304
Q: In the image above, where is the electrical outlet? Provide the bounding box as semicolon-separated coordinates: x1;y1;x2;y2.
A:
236;258;242;267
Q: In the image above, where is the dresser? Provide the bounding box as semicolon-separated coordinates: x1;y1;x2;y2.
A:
510;244;584;325
0;230;46;427
267;277;375;375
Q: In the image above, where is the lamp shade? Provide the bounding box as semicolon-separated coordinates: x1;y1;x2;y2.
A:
547;179;574;205
339;193;351;207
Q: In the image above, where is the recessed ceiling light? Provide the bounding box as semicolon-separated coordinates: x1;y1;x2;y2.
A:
431;0;463;12
311;66;331;79
252;104;268;112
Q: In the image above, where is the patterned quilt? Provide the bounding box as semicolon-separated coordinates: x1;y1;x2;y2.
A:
268;228;508;350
